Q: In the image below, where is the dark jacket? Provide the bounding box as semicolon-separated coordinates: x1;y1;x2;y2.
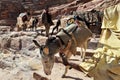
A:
41;11;54;26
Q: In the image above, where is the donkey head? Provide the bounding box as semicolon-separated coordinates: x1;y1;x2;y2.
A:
33;37;60;75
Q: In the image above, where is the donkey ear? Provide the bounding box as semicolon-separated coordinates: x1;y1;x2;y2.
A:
33;40;41;47
43;47;49;55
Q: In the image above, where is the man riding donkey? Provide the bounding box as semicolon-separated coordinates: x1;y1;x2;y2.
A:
41;6;54;37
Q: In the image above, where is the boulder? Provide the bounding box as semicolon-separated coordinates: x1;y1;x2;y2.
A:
21;36;34;49
0;35;11;49
77;0;120;12
10;37;22;50
0;0;25;20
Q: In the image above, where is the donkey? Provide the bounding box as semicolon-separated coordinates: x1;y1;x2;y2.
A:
33;23;93;77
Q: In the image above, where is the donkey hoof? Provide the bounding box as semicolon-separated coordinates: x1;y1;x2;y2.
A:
62;74;66;78
69;66;72;69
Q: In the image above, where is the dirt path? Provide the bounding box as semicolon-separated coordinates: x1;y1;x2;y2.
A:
34;54;93;80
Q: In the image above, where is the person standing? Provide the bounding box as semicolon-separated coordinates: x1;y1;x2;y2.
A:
41;6;54;37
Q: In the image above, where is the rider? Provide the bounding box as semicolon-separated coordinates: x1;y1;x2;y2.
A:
41;6;54;37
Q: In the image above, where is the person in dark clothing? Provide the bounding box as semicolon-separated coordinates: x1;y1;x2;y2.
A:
41;6;54;37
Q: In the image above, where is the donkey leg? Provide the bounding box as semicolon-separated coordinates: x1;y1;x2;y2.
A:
81;45;84;58
59;52;72;77
62;66;71;78
82;41;87;62
62;51;73;77
59;53;69;66
35;25;37;31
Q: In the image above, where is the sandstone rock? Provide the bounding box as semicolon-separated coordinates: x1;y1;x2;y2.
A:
0;49;9;54
21;36;34;49
0;60;9;69
0;26;11;33
0;0;25;20
19;31;37;37
17;61;30;71
0;60;12;69
0;35;11;49
10;37;22;50
77;0;120;12
0;31;39;51
61;6;78;16
0;52;12;59
33;72;49;80
28;58;41;70
0;20;16;26
34;0;74;10
35;35;47;45
20;49;35;57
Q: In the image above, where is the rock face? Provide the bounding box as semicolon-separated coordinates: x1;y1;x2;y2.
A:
0;0;25;26
0;0;25;19
0;0;76;26
0;0;119;22
77;0;120;12
0;32;36;51
0;35;11;49
10;37;22;50
20;0;72;10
